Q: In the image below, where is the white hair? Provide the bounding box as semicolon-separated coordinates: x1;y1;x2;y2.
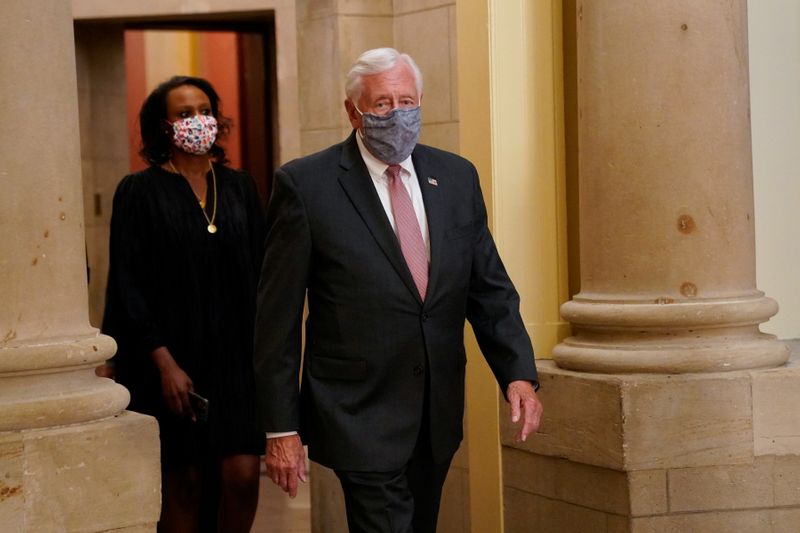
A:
345;48;423;103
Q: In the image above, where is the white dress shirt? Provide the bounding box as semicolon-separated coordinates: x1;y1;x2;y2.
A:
267;135;430;439
355;133;430;259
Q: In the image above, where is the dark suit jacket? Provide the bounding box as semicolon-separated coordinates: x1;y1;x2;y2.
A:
254;132;537;472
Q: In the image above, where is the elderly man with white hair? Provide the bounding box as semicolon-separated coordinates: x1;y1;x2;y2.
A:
254;47;542;533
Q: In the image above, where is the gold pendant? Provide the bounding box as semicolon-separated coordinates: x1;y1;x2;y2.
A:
207;224;217;234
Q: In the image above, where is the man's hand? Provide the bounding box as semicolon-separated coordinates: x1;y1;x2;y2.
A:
266;434;307;498
506;380;543;442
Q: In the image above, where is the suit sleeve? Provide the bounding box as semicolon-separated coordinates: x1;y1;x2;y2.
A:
464;163;539;395
253;168;312;433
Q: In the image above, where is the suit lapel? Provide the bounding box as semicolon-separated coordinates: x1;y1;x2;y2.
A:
337;132;423;305
412;147;445;309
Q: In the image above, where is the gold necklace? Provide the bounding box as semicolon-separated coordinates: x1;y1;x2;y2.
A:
169;160;218;234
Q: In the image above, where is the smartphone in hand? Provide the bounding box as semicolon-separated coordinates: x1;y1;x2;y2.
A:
188;390;209;422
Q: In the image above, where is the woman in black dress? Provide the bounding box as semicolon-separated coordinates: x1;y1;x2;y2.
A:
103;76;264;532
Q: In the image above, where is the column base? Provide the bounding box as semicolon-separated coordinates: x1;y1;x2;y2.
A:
0;411;160;531
0;333;130;430
554;296;790;373
501;353;800;531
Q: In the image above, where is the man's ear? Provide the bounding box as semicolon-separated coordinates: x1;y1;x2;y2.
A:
344;100;361;130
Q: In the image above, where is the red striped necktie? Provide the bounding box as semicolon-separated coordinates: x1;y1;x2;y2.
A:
387;164;428;301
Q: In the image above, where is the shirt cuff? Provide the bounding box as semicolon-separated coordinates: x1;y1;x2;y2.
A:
266;431;298;439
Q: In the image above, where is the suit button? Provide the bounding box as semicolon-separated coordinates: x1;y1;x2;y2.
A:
421;313;428;322
413;365;423;376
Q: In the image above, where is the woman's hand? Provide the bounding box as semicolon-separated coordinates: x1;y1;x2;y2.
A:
151;346;195;419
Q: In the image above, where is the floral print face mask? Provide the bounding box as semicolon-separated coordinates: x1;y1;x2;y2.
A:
171;115;218;155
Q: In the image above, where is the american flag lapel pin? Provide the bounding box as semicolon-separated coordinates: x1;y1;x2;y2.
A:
427;177;438;187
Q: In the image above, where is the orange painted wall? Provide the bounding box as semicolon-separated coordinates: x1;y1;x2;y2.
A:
198;32;242;169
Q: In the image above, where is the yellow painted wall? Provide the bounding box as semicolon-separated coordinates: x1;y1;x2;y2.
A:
458;0;570;530
143;31;197;91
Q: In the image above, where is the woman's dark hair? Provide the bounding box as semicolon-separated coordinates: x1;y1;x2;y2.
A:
138;75;231;166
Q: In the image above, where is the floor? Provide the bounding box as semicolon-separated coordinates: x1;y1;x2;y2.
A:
251;463;311;533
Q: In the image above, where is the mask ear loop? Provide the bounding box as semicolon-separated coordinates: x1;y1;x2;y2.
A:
351;102;367;139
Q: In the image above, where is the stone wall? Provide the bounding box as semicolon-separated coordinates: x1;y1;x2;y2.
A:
501;347;800;532
74;24;128;327
296;0;459;155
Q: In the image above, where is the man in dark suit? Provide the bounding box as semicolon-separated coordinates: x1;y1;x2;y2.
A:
254;47;542;533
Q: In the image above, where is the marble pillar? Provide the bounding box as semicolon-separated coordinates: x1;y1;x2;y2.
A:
0;0;160;530
552;0;788;374
500;2;800;530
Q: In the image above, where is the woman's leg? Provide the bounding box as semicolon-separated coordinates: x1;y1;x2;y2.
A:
159;465;203;533
218;454;260;533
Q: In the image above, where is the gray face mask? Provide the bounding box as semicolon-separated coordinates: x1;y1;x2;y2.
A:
355;105;421;165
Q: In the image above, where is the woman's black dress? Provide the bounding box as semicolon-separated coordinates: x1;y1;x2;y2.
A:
103;164;266;468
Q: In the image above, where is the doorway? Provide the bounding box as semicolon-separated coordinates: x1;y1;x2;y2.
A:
123;17;278;203
75;13;281;328
74;10;308;531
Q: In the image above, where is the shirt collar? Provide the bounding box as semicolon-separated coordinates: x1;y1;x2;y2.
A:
355;131;414;179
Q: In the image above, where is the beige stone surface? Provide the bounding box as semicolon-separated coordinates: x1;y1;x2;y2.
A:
576;0;756;297
300;128;348;156
621;371;753;470
447;5;458;121
106;526;157;533
419;122;459;154
774;455;800;506
669;460;773;512
554;0;787;374
627;470;667;517
0;436;24;531
74;23;128;327
752;360;800;456
505;362;800;527
771;508;800;533
606;515;631;533
1;0;131;432
338;0;392;16
338;15;394;80
501;363;625;470
0;364;130;431
668;455;800;512
310;462;347;533
0;412;160;532
394;0;453;16
2;0;95;343
505;362;756;471
503;447;629;515
631;509;773;533
73;0;296;18
2;3;161;530
298;15;343;131
503;486;619;533
296;0;336;22
394;6;453;124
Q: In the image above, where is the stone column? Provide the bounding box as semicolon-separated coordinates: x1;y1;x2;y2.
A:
499;2;800;531
0;1;159;530
552;0;788;374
